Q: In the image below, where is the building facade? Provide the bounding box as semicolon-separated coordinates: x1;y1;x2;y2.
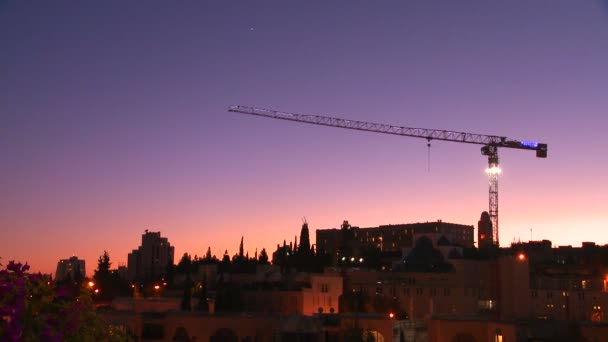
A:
127;230;175;282
316;220;475;258
240;272;344;316
55;256;86;281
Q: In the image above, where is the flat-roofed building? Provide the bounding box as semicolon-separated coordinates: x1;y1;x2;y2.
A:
316;220;474;257
127;230;174;282
55;256;85;281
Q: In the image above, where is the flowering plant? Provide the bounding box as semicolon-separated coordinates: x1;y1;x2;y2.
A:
0;261;127;341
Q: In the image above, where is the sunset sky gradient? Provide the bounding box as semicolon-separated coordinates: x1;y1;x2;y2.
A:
2;1;607;275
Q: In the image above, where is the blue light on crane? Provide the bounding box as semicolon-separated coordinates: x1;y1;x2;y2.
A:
520;141;539;148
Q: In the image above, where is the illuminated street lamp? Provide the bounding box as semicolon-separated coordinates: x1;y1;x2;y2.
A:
88;281;95;288
154;285;160;290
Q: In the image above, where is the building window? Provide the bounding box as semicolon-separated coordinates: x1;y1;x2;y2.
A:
404;287;410;296
444;288;450;296
478;299;495;310
430;288;437;297
416;288;423;296
321;284;329;293
494;329;503;342
376;287;383;295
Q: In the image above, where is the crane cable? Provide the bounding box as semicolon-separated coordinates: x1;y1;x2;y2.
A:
427;138;432;172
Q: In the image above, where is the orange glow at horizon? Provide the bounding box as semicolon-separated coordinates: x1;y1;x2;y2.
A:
6;211;608;277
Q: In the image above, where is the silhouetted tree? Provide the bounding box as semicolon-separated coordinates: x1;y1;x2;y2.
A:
177;253;192;274
196;274;209;311
93;251;114;301
165;263;175;286
219;250;231;273
204;247;213;261
398;236;454;272
259;248;269;265
180;274;194;311
95;251;111;277
239;236;244;258
299;223;311;255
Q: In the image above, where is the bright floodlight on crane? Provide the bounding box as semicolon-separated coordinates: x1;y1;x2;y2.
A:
229;105;548;247
485;166;501;175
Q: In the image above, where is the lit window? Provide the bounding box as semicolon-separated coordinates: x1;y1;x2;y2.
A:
494;329;503;342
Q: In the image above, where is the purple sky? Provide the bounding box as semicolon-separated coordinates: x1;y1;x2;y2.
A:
1;1;607;275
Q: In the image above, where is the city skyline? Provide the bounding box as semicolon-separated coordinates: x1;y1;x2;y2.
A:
2;1;608;275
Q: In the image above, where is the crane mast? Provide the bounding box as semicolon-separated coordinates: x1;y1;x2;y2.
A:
229;105;547;246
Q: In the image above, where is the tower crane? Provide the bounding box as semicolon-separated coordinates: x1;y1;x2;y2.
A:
229;105;547;246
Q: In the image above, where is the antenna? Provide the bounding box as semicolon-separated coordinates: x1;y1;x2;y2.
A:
530;227;533;241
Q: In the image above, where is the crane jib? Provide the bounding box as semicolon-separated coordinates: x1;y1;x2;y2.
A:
229;105;547;157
